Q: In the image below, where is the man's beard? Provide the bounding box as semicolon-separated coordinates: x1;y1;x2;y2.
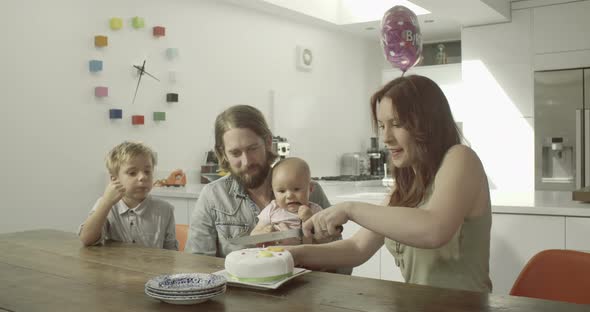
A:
231;163;270;189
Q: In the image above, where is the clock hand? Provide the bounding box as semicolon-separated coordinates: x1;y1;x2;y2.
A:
132;60;146;105
132;65;160;82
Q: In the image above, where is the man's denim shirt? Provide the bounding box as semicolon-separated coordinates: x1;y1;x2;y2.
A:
184;175;331;258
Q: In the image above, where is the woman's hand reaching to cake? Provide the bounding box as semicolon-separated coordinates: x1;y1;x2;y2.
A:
302;202;350;241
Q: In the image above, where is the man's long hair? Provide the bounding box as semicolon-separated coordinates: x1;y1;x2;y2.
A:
214;105;277;171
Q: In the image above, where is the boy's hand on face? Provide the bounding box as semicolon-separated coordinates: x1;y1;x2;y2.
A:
297;205;313;222
103;180;125;206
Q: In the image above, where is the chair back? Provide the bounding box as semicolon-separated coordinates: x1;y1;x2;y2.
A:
510;249;590;304
175;224;189;252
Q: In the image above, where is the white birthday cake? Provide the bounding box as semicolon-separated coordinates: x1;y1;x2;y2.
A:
224;247;294;283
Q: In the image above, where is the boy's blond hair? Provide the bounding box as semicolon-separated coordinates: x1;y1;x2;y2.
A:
105;141;157;176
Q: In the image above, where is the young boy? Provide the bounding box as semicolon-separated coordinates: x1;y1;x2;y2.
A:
251;157;321;245
78;141;178;250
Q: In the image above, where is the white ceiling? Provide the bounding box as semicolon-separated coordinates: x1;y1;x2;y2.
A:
220;0;513;43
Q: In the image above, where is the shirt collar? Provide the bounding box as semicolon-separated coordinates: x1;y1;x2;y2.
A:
227;175;248;199
116;196;150;216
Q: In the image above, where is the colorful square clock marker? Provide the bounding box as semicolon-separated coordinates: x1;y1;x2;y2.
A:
109;109;123;119
95;86;108;97
89;60;102;72
166;48;179;59
153;26;165;37
110;18;123;30
168;70;177;82
166;93;179;102
153;112;166;121
132;115;145;125
132;17;144;29
94;35;108;47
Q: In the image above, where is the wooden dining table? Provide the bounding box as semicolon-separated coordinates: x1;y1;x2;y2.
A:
0;229;588;312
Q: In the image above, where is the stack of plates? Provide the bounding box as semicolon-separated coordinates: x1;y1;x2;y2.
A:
145;273;227;305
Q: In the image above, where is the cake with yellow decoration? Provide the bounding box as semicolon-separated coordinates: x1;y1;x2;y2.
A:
224;247;294;283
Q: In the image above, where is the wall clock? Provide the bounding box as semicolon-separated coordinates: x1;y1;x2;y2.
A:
90;16;180;126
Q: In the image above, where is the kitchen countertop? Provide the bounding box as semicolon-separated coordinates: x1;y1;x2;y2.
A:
150;181;590;217
151;184;204;199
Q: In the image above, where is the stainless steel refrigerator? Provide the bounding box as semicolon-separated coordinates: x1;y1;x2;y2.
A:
535;68;590;191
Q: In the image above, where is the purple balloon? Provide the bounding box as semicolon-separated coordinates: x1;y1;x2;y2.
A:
380;5;423;73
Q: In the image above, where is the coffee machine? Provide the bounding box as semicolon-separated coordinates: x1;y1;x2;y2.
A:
272;136;290;159
367;137;385;177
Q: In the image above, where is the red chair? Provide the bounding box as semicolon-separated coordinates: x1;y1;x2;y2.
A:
175;224;189;252
510;249;590;304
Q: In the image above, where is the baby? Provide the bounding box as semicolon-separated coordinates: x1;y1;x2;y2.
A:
251;157;320;245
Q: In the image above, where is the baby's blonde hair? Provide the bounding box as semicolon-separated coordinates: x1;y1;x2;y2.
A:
105;141;157;176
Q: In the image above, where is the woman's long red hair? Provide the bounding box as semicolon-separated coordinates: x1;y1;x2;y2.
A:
370;75;462;207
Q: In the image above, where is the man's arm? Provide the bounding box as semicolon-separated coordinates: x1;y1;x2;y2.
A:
184;187;218;256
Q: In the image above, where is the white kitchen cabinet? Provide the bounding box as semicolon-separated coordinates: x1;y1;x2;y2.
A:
382;64;466;122
152;196;197;225
341;220;381;280
533;1;590;55
490;213;565;294
341;219;403;282
187;199;197;223
151;185;201;226
163;197;189;225
462;8;533;118
382;63;461;86
565;217;590;251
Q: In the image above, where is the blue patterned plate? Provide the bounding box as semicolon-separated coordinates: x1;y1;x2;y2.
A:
146;273;226;292
145;287;225;305
145;285;226;296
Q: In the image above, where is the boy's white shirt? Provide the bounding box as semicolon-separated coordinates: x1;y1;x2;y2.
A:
78;195;178;250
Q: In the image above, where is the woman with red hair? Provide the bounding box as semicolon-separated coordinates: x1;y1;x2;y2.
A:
289;75;492;293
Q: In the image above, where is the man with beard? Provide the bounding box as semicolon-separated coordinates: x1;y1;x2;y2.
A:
184;105;331;258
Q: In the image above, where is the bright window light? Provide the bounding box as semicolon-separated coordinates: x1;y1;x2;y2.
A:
340;0;430;24
261;0;430;25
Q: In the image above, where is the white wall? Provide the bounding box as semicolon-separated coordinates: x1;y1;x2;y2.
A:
0;0;382;233
462;9;534;193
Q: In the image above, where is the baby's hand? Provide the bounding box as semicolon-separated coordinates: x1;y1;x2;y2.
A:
297;205;314;222
103;180;125;206
255;224;275;235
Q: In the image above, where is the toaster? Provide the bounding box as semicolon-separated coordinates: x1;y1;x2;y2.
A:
341;153;369;176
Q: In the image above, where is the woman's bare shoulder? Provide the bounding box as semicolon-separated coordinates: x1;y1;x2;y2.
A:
444;144;483;168
436;144;486;185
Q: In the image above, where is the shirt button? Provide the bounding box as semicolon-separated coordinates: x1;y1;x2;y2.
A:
132;240;136;243
130;222;134;226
